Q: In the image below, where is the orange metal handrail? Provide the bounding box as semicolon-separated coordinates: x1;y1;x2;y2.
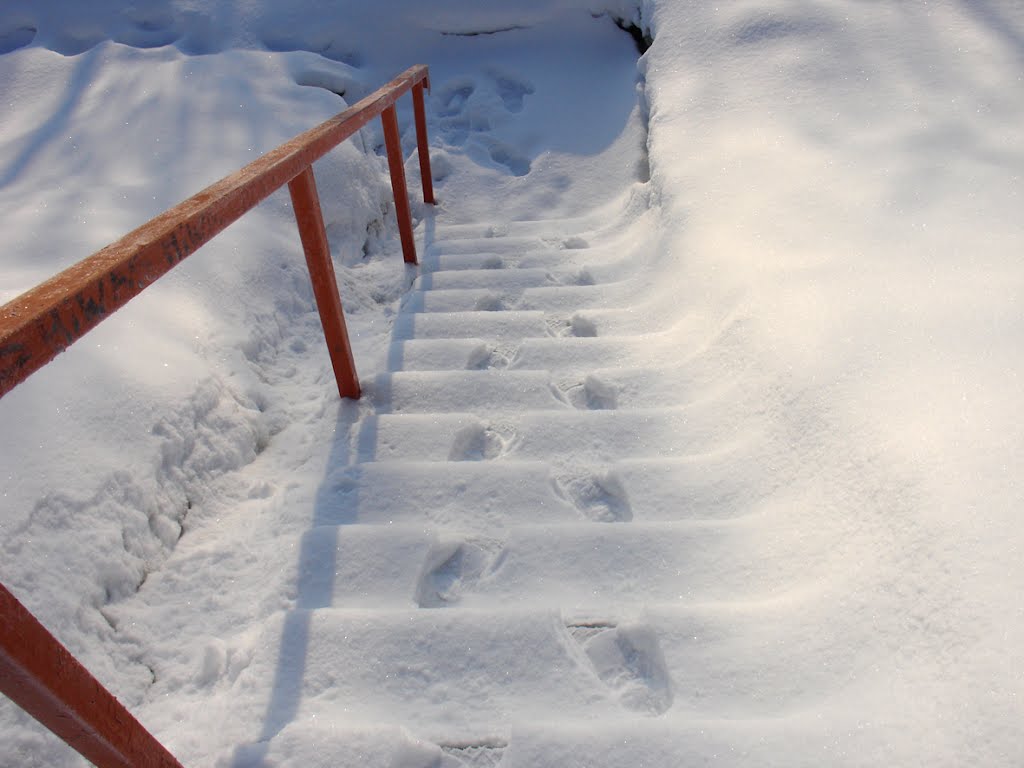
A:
0;584;186;768
0;64;434;768
0;63;433;402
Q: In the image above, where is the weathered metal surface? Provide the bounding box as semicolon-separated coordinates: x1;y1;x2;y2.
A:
288;166;361;399
0;64;431;399
381;104;418;264
412;81;436;205
0;583;187;768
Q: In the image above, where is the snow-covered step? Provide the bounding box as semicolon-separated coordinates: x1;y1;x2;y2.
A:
413;267;567;291
401;282;636;314
230;603;846;736
370;370;569;414
560;306;671;336
418;251;510;271
518;281;641;311
390;336;661;372
316;460;580;529
401;287;509;313
319;520;829;610
312;454;764;529
419;249;607;274
391;310;548;340
371;365;738;414
609;455;769;521
355;407;757;463
552;365;746;411
292;524;436;610
384;338;488;371
236;718;843;768
430;190;643;242
233;608;655;733
429;212;604;241
510;336;663;370
425;234;553;256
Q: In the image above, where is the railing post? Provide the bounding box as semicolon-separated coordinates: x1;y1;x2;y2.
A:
288;166;361;399
381;104;418;264
411;80;435;205
0;583;187;768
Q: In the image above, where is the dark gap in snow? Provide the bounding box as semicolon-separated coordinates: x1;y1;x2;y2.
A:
293;78;347;101
612;17;653;55
636;96;651;182
263;36;362;66
440;26;528;37
594;11;653;55
567;620;615;643
294;80;347;101
440;739;508;768
0;25;37;54
594;11;653;180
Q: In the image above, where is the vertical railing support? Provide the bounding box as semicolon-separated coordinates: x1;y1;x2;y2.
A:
0;583;187;768
381;105;418;264
288;166;361;399
411;80;435;205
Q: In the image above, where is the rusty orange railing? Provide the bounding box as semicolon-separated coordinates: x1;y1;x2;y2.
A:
0;63;433;402
0;64;434;768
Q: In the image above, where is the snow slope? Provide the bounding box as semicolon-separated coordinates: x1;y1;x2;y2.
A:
2;0;1024;766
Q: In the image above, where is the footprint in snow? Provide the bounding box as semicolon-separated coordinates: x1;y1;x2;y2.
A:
478;137;530;177
567;621;673;716
559;374;618;410
473;292;508;312
448;421;517;460
416;538;505;608
491;71;534;113
562;236;590;250
545;314;598;338
552;466;632;522
437;79;475;117
466;342;520;371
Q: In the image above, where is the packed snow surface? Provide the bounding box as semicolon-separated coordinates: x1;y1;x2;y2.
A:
1;1;1023;766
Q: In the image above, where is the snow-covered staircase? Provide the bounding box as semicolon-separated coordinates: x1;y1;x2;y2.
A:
224;208;806;767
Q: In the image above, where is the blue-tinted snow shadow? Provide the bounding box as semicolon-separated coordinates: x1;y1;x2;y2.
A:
0;46;103;189
228;397;365;767
959;0;1024;71
427;11;642;174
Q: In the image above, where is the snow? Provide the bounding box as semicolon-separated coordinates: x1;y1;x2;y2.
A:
2;1;1023;766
